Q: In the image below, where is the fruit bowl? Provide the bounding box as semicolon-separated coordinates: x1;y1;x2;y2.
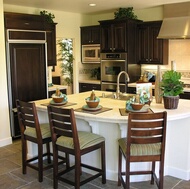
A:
131;103;144;110
85;97;100;108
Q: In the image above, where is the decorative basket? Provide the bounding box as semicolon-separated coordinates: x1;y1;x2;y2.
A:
163;96;179;109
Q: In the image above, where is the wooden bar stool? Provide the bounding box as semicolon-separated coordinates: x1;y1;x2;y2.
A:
118;111;167;189
47;106;106;189
16;100;67;182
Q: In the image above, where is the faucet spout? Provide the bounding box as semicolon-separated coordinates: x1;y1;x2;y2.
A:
116;71;130;99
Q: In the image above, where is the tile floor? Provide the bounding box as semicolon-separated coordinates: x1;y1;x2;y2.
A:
0;139;190;189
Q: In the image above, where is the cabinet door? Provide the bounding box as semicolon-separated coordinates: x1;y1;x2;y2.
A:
81;26;100;45
100;24;112;52
112;22;126;52
46;23;57;66
100;21;126;53
9;43;47;108
148;24;163;64
137;21;168;65
137;24;149;63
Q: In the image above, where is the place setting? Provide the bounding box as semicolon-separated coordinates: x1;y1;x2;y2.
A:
74;90;112;114
119;91;153;116
41;88;77;107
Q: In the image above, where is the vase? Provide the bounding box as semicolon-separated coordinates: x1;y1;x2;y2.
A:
163;96;179;109
155;65;162;103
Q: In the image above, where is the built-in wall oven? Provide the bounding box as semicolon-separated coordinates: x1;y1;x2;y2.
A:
101;53;128;92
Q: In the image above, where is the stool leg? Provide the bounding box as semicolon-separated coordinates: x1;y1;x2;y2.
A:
101;142;106;184
22;139;27;174
46;142;51;164
38;143;43;182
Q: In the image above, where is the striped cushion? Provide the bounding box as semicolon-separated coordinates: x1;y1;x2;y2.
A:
56;131;105;149
118;138;161;156
24;123;51;139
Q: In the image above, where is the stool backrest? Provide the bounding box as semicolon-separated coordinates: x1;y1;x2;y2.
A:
16;99;42;139
127;111;167;161
47;106;80;153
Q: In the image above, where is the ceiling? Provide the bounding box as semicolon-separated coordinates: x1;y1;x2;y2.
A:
3;0;190;14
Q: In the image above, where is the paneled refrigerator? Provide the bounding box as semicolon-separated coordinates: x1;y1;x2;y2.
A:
6;30;48;138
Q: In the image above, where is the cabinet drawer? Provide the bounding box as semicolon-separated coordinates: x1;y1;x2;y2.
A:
79;83;101;92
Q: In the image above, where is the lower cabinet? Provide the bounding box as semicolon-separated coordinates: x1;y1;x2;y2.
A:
179;92;190;99
79;83;101;93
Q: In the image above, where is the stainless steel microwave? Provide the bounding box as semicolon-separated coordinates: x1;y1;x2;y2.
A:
82;44;100;63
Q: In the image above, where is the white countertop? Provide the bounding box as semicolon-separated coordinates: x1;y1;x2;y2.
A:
35;91;190;122
79;79;101;84
48;84;67;92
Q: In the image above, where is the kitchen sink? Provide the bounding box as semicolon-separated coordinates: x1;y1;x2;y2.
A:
100;93;135;101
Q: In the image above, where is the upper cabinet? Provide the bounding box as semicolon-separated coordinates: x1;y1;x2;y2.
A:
4;12;57;66
136;21;168;65
45;23;57;66
81;25;100;45
99;19;138;53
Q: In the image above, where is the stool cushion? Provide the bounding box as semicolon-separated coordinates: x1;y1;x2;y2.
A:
118;138;161;156
24;123;51;139
56;131;105;149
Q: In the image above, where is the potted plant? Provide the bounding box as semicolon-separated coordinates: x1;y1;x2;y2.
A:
90;67;100;80
114;7;138;19
40;10;55;23
160;70;184;109
57;39;74;94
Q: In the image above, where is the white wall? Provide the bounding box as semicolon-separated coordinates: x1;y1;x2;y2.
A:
0;0;12;146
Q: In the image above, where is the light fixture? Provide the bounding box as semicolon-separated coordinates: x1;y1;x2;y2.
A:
89;3;96;7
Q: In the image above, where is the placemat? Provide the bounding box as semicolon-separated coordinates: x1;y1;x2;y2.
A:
119;108;154;116
74;107;112;115
41;102;77;107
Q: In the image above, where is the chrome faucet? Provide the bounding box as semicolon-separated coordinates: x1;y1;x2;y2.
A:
116;71;130;99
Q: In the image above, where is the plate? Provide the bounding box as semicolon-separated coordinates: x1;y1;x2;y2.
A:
126;106;149;113
50;100;67;106
82;105;102;111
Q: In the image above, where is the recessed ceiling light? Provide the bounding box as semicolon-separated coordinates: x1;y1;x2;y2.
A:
89;3;96;7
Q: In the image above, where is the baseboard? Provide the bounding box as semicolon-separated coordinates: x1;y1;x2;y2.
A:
165;166;190;180
0;137;12;147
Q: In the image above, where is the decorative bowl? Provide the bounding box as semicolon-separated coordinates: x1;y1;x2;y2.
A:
52;94;67;103
85;97;100;108
131;103;144;110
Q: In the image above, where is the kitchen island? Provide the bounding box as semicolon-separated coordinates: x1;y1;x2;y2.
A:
32;91;190;182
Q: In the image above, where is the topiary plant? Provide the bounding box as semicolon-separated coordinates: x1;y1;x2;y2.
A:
114;7;138;19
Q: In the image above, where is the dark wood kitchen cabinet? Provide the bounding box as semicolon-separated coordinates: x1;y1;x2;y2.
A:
136;21;168;65
4;12;57;66
81;25;100;45
99;19;138;53
45;23;57;66
79;83;101;92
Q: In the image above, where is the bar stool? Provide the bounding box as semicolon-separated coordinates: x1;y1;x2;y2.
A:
47;106;106;189
16;100;66;182
118;111;167;189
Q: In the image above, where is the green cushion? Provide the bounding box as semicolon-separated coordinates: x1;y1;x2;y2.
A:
56;131;105;150
118;138;161;156
24;123;51;139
